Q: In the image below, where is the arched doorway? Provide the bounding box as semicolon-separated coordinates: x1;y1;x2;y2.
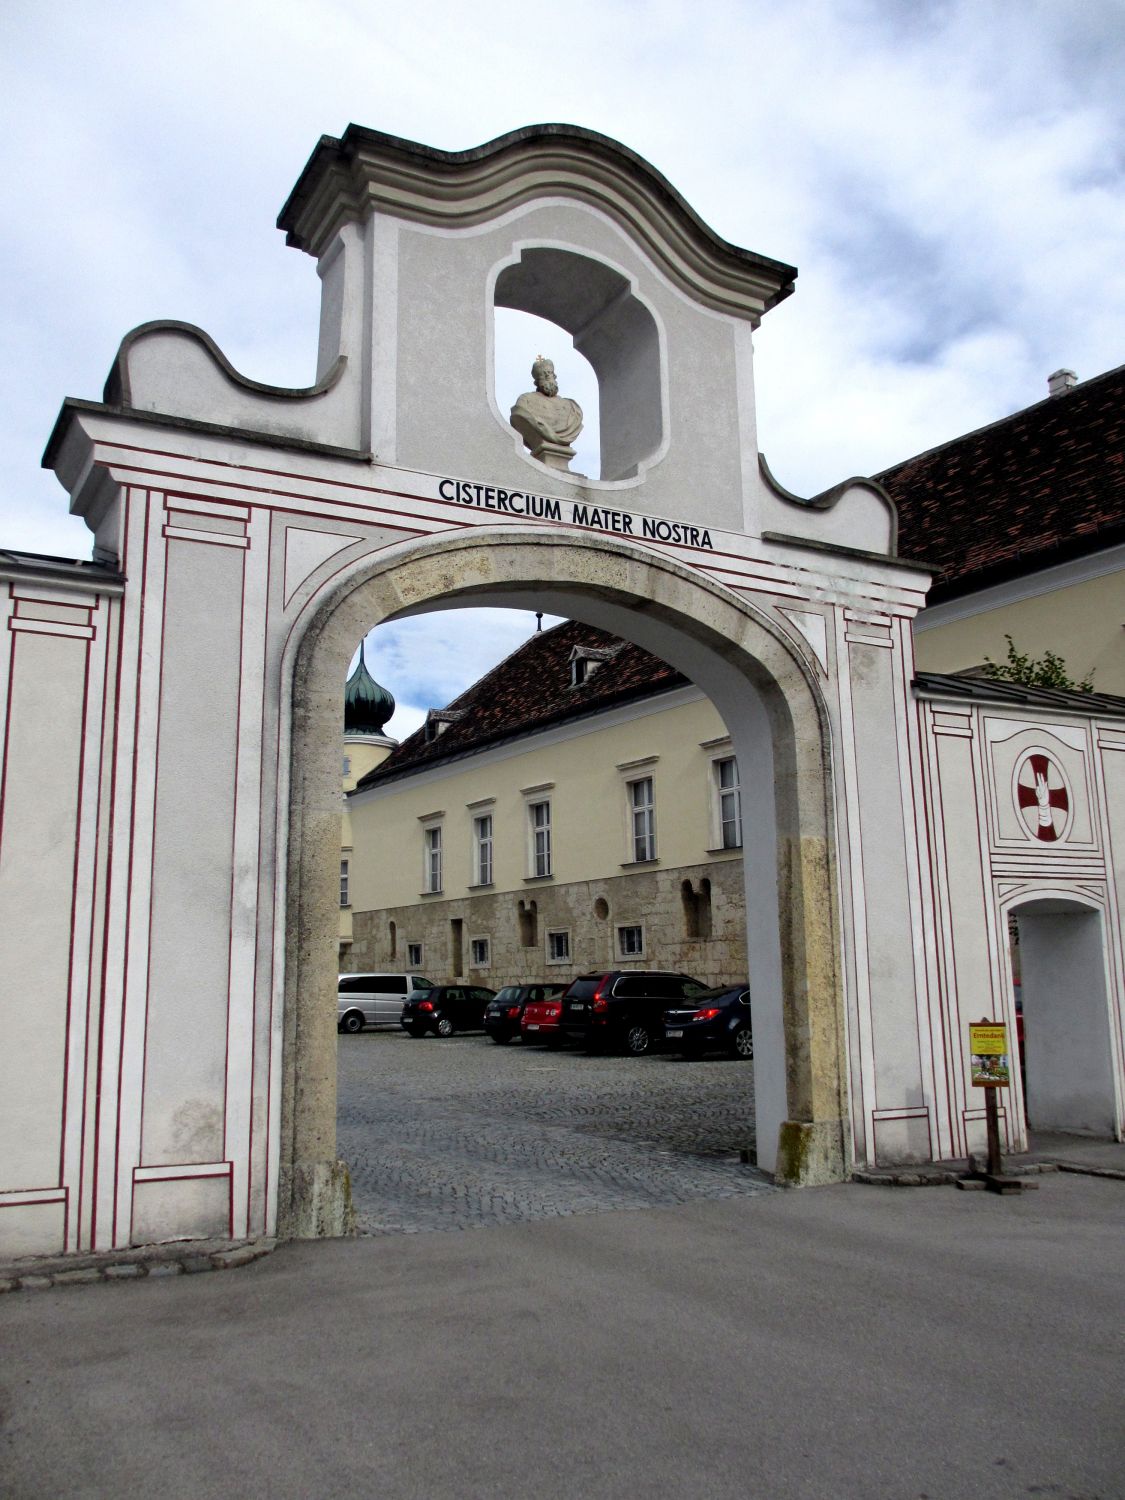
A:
278;529;849;1236
1008;893;1119;1137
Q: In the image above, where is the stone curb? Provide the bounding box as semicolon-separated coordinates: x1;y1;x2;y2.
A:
1055;1162;1125;1182
0;1237;276;1295
852;1162;1061;1188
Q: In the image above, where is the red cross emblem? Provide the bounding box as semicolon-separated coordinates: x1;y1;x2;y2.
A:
1016;752;1069;842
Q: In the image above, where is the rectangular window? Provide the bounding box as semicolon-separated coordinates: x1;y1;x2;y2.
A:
547;929;571;964
529;800;552;878
716;757;742;849
470;937;490;968
407;941;423;968
473;813;493;886
629;776;656;862
424;825;443;893
339;858;350;908
617;924;645;958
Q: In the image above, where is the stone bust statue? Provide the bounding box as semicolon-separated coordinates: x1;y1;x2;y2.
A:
510;356;583;472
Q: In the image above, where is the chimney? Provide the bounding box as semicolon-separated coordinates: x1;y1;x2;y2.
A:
1047;368;1077;397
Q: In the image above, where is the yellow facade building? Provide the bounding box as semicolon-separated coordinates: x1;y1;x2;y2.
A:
881;362;1124;695
345;622;747;987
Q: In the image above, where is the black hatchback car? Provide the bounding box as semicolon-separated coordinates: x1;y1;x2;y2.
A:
560;971;709;1056
484;983;567;1043
663;984;753;1059
401;984;496;1038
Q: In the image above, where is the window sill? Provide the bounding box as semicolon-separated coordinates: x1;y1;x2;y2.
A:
704;846;743;856
620;858;659;869
418;889;445;898
523;873;555;884
467;882;495;891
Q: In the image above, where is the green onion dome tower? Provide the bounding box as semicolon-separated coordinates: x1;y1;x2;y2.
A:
343;639;397;790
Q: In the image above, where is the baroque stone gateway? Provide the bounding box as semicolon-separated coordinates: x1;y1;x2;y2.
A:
1;122;1122;1258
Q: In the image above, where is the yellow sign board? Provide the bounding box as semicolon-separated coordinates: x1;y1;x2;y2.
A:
969;1021;1010;1087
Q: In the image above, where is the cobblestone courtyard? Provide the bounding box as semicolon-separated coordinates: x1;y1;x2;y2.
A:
337;1030;773;1233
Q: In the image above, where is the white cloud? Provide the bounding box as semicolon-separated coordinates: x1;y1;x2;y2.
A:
4;0;1123;685
351;609;564;743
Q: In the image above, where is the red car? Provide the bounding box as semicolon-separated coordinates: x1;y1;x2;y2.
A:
521;991;568;1047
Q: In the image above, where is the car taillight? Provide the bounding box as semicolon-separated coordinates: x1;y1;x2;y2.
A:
692;1007;722;1021
506;1006;521;1017
546;1007;559;1018
591;977;612;1013
417;1000;434;1012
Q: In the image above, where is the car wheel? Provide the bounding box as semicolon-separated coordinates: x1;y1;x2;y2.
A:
625;1023;652;1057
340;1012;364;1035
436;1016;455;1038
731;1025;754;1060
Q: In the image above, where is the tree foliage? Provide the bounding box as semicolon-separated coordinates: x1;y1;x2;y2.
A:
981;635;1093;693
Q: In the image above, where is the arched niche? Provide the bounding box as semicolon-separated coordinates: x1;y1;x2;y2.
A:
494;247;663;482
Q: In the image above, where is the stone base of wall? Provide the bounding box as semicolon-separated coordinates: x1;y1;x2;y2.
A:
350;859;748;987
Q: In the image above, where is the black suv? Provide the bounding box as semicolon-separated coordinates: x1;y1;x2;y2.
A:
560;971;709;1056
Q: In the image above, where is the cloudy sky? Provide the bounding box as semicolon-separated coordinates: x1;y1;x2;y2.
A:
4;0;1123;737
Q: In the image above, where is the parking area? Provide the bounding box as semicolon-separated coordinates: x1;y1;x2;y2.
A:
337;1030;772;1233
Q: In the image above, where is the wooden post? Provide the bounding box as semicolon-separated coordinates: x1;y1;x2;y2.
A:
985;1085;1003;1178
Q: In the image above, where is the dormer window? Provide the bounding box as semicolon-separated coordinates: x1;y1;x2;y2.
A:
568;643;620;688
423;708;465;744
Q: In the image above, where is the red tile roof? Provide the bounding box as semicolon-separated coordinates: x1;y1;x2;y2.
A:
355;620;687;788
877;363;1125;600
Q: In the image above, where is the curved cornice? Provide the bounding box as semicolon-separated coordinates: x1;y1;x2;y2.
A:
277;124;797;322
103;320;348;407
759;452;900;553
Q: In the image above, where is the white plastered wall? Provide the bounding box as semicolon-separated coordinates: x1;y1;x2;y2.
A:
917;697;1125;1155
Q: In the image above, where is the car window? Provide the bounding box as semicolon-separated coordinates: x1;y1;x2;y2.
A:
338;977;369;994
680;980;709;999
470;989;494;1003
495;987;520;1003
565;978;602;1001
613;977;650;999
660;977;692;998
526;987;543;1003
445;988;464;1002
375;976;408;994
412;977;432;990
737;991;751;1007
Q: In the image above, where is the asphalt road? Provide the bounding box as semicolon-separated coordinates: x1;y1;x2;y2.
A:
336;1027;770;1232
2;1175;1122;1500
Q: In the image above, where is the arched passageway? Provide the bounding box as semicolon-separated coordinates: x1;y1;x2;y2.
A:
279;530;849;1235
1009;894;1120;1137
